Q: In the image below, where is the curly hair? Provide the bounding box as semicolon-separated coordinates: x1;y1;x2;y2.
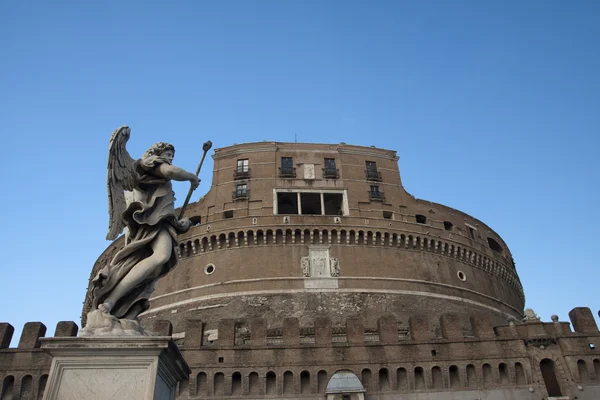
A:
142;142;175;159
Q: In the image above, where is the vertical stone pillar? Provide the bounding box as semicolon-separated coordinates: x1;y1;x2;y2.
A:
409;315;430;340
18;322;46;349
0;323;14;349
315;317;332;345
346;318;365;344
251;319;267;346
569;307;598;334
283;318;300;345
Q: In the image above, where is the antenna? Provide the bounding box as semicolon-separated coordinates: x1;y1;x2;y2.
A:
295;132;297;143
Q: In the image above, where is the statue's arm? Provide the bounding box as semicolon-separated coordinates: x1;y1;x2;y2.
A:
154;164;199;187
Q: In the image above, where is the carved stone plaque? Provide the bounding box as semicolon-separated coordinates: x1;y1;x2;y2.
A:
304;164;315;180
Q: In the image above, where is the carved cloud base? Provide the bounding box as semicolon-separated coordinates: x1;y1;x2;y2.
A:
40;336;190;400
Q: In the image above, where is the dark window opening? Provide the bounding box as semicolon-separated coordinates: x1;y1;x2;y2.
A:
301;193;322;215
488;237;503;253
431;349;437;356
444;221;453;231
277;192;299;215
323;193;343;215
369;185;384;201
383;211;393;219
467;226;476;239
223;210;233;219
280;157;295;177
323;158;339;178
365;161;381;181
189;216;201;226
416;215;427;224
218;357;224;363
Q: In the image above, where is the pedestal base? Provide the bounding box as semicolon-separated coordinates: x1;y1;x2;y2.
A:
40;336;190;400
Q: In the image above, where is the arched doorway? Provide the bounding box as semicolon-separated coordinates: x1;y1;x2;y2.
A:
540;359;562;397
326;370;366;400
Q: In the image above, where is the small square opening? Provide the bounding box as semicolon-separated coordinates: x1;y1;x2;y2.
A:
416;214;427;224
431;349;437;356
444;221;453;231
383;211;393;219
223;210;233;219
218;357;224;363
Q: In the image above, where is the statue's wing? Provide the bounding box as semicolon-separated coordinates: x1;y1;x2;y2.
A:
106;126;137;240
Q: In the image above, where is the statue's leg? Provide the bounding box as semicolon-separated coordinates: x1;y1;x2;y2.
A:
100;229;173;314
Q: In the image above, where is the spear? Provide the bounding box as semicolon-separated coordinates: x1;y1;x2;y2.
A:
178;140;212;219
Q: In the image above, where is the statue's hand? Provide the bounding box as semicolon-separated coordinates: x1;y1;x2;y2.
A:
178;217;192;232
190;176;200;190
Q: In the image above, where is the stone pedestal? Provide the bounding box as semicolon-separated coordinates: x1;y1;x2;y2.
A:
40;336;190;400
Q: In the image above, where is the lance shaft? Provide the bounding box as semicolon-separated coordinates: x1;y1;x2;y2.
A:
178;141;212;219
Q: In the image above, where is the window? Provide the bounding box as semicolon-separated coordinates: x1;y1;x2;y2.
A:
467;226;476;239
383;211;393;219
365;161;381;181
280;157;295;177
444;221;453;231
275;190;347;215
233;184;248;199
234;159;250;179
301;193;322;215
323;158;338;178
189;216;201;226
416;214;427;224
237;159;248;172
223;210;233;219
487;237;503;253
369;185;384;201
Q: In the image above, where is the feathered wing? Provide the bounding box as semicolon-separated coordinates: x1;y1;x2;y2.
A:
106;126;137;240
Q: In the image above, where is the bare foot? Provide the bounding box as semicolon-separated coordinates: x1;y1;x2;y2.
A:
98;301;113;314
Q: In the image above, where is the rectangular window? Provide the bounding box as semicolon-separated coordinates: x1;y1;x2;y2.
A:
323;158;338;179
280;157;295;177
277;192;299;214
323;193;343;215
223;210;234;219
365;161;381;181
236;159;248;172
370;185;380;195
468;226;476;239
383;211;393;219
300;193;322;215
234;183;248;198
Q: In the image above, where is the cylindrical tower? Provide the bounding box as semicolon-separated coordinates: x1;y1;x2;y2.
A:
84;142;524;333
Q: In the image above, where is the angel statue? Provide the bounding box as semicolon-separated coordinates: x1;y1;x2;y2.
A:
81;126;210;336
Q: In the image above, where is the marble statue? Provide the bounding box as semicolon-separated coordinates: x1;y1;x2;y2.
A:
81;126;207;336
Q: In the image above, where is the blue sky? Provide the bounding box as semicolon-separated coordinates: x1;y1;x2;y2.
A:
1;1;598;345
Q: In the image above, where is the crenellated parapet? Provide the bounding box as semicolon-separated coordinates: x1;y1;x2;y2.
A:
2;307;599;399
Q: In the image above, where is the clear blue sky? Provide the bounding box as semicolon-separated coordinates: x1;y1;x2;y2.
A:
1;1;599;345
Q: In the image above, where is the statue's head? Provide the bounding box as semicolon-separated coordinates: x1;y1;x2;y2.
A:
143;142;175;164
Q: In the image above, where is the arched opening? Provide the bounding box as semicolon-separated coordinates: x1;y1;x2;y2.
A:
275;229;284;244
246;230;254;246
366;231;374;246
294;229;302;244
317;370;328;394
285;229;293;244
213;372;224;396
594;359;600;380
266;371;276;395
499;363;509;384
37;375;48;400
20;375;32;399
228;232;235;247
218;233;226;249
210;235;217;250
414;367;425;389
283;371;294;394
196;372;207;397
358;231;365;245
379;368;390;391
325;370;365;398
300;370;310;394
340;230;347;244
466;364;476;387
248;372;259;395
236;231;244;247
416;214;427;224
487;237;503;253
331;229;338;244
322;229;329;244
349;230;356;244
515;362;526;385
578;359;589;382
449;365;460;388
361;369;372;391
231;372;242;395
1;376;14;400
266;230;274;245
396;368;408;391
482;363;493;385
431;366;443;389
540;359;562;397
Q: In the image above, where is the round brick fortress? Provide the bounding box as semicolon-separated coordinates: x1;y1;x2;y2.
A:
84;142;524;332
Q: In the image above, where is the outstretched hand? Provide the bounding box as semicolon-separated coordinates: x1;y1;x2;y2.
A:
190;176;200;190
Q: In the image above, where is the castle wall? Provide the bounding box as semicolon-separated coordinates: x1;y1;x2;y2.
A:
3;308;599;400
